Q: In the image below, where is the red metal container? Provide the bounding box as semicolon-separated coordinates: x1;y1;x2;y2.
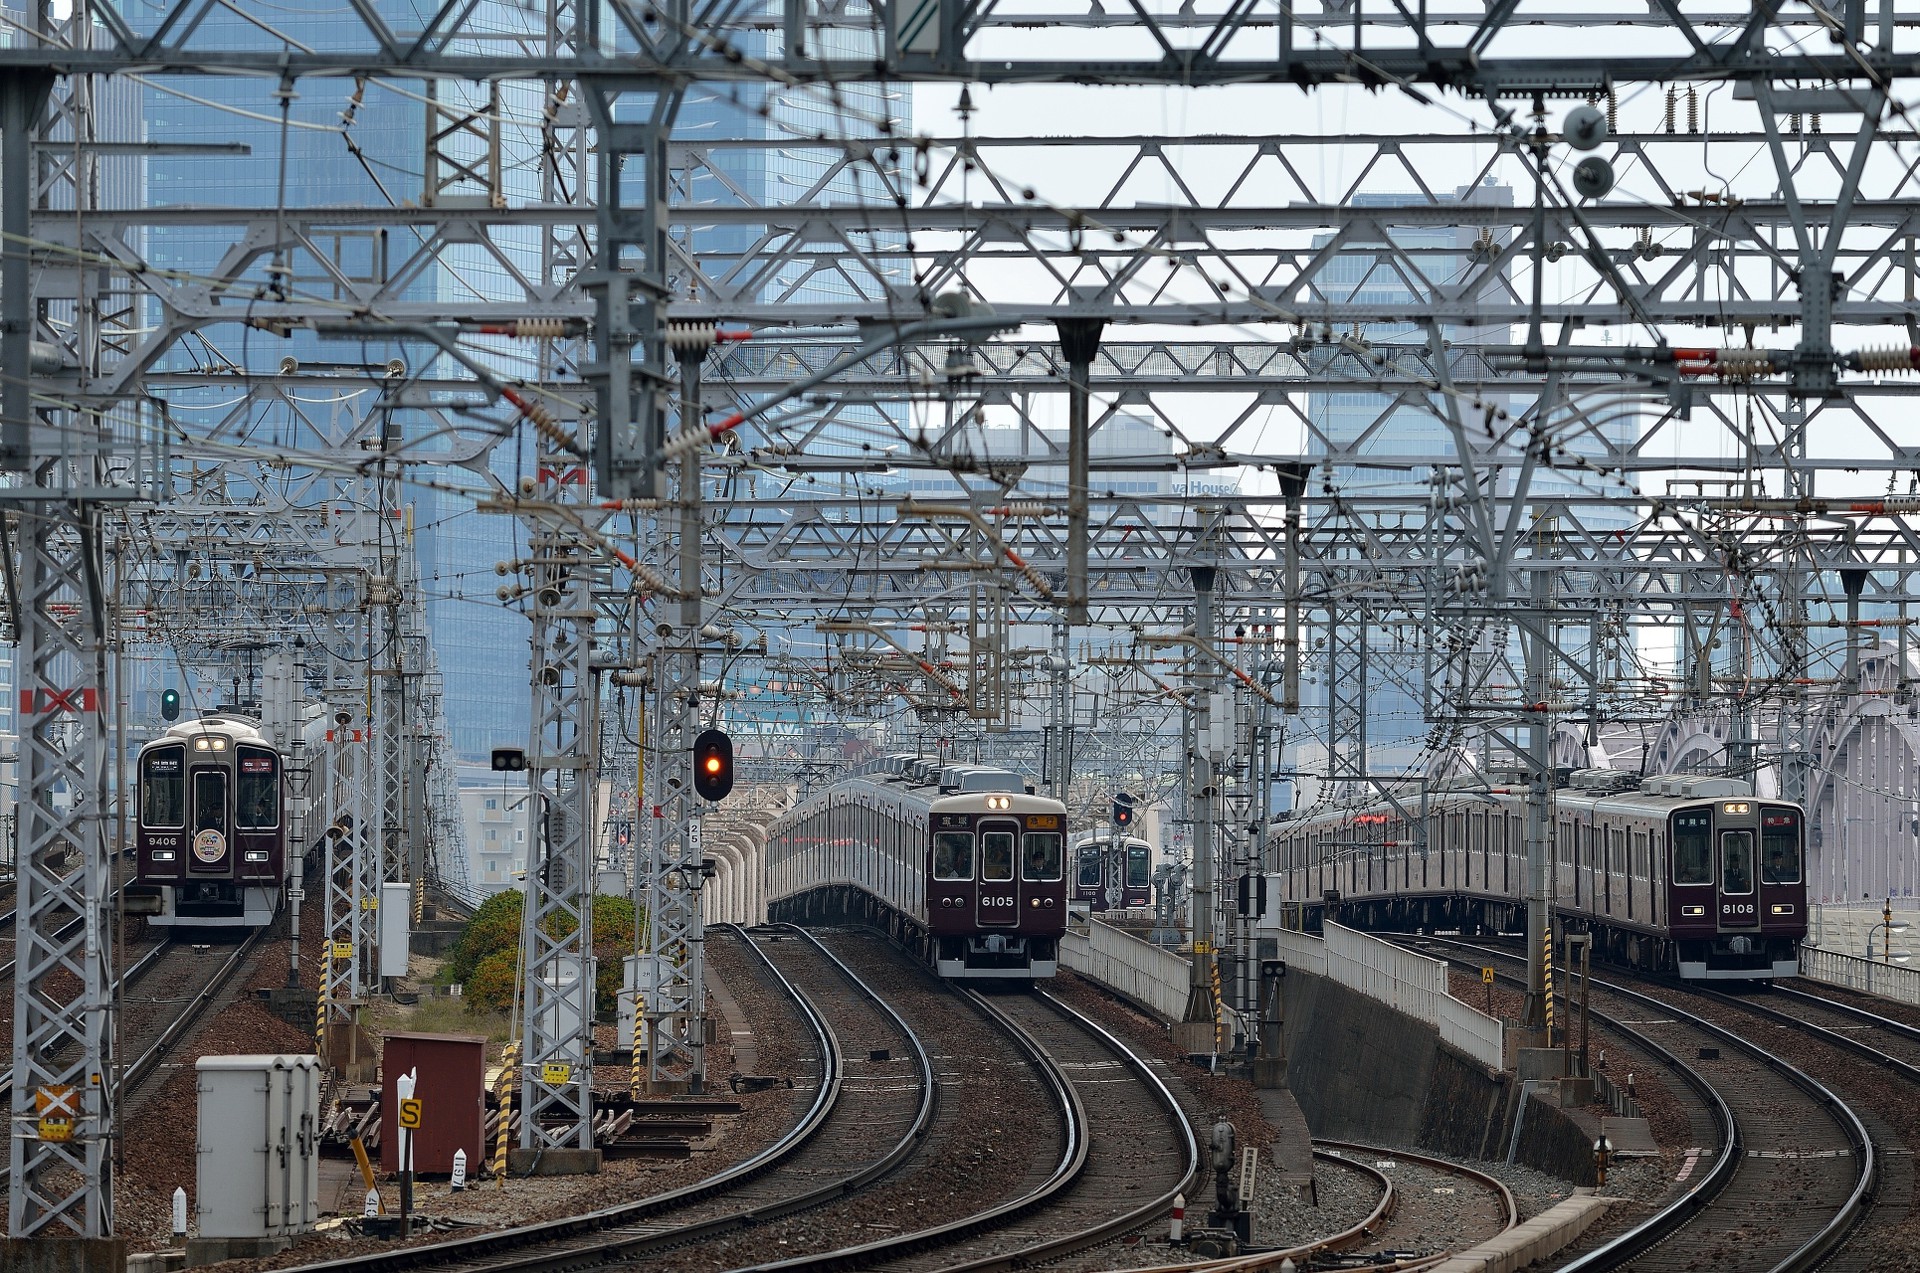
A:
380;1031;487;1175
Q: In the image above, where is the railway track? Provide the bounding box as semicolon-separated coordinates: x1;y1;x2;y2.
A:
1123;1143;1515;1273
1406;935;1873;1273
273;922;924;1273
0;922;262;1192
740;980;1199;1273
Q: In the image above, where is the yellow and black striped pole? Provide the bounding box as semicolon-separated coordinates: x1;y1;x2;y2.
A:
1209;957;1225;1055
315;966;329;1060
1542;926;1556;1049
629;993;647;1099
493;1040;518;1187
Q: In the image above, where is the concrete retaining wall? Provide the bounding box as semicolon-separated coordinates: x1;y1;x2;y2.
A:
1281;971;1596;1183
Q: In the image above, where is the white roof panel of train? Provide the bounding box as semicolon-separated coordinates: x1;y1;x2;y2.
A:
147;715;269;748
929;789;1065;816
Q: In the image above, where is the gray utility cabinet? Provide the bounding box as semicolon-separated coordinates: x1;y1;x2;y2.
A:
196;1054;321;1238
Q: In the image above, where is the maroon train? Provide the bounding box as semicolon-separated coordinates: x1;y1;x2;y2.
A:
765;758;1069;979
1072;829;1154;911
1271;771;1806;980
128;715;287;927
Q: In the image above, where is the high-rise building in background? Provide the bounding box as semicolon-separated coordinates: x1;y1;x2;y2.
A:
1291;181;1635;803
139;10;908;768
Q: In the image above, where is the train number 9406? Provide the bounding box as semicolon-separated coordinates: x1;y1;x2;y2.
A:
982;895;1015;907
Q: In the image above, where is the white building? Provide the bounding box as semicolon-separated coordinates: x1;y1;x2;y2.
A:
459;763;531;899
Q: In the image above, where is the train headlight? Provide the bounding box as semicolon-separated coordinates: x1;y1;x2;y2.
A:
151;850;175;862
1044;898;1055;907
243;851;269;863
1771;904;1794;915
1030;897;1040;907
1682;904;1706;917
986;796;1010;810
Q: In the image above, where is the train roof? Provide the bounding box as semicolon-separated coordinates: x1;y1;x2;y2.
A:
927;788;1066;817
770;768;1067;831
1072;830;1154;850
142;714;271;749
1267;770;1799;829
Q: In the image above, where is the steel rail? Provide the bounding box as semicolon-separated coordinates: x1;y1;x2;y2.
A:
0;925;236;1191
741;982;1200;1272
1122;1138;1519;1273
278;921;938;1273
1418;936;1872;1273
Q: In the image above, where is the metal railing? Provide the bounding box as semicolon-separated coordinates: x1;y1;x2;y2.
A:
1800;943;1920;1007
1060;919;1189;1022
1318;922;1505;1069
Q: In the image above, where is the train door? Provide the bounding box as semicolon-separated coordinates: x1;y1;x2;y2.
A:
977;819;1019;926
1719;828;1759;928
190;765;230;873
1601;822;1611;913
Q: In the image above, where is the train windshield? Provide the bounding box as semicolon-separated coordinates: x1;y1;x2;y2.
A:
1720;829;1754;895
1127;844;1150;887
981;830;1015;882
933;831;974;880
141;746;184;829
1022;832;1062;881
194;770;229;836
1077;848;1101;888
1671;810;1711;885
237;747;280;829
1761;807;1802;884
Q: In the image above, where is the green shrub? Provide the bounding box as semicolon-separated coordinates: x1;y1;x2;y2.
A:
450;890;645;1018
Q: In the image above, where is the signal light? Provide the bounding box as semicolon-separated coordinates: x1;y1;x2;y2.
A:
693;729;734;802
160;688;181;722
1112;791;1136;829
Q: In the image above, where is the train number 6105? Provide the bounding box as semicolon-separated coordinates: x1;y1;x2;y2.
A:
982;894;1014;907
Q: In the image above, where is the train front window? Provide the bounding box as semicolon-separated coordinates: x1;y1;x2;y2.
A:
1077;848;1100;888
1671;810;1711;885
141;747;184;829
1127;845;1150;887
1761;808;1802;884
1720;829;1754;895
237;748;279;830
933;831;974;880
1022;832;1062;881
194;770;229;836
982;830;1015;882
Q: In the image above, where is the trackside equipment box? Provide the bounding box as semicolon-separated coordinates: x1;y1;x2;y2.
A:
196;1054;321;1237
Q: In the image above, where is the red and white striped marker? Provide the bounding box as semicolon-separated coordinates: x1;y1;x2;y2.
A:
1169;1192;1185;1243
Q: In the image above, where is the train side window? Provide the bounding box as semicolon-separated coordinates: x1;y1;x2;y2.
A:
934;831;974;880
141;747;185;829
982;830;1015;882
1721;830;1755;895
237;748;279;830
1022;832;1062;881
1671;811;1711;885
1761;808;1802;884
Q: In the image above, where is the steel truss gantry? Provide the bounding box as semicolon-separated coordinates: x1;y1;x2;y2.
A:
12;0;1920;1235
516;460;601;1152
